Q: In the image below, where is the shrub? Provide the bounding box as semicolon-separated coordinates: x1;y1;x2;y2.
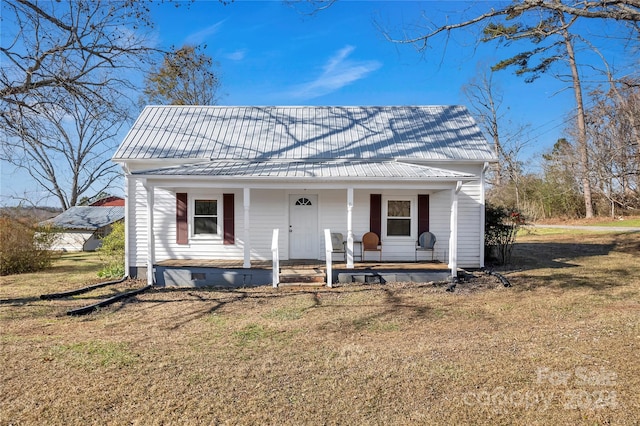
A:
97;221;125;278
0;215;58;275
485;203;525;265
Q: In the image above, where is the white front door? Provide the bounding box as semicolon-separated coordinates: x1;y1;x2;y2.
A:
289;194;318;259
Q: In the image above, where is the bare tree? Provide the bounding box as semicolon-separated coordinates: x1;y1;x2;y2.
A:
463;68;505;186
3;91;128;210
380;1;640;217
1;0;152;113
1;0;155;208
463;67;532;209
586;79;640;215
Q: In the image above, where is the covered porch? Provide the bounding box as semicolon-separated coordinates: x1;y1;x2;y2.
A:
135;180;480;286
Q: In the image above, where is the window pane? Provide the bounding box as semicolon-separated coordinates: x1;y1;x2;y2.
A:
387;218;410;236
388;200;410;217
194;217;217;234
195;200;217;215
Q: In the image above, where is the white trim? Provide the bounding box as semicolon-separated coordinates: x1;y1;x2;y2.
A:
191;198;220;238
130;175;478;185
243;187;251;268
129;178;472;191
188;192;223;241
346;187;354;269
382;195;417;241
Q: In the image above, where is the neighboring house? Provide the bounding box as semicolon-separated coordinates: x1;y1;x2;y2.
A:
41;206;125;252
89;196;125;207
113;105;496;285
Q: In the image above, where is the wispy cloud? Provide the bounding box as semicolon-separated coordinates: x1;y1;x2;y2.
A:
226;49;247;61
289;46;382;99
184;20;226;45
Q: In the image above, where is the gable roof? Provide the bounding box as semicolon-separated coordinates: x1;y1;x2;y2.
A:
114;105;495;162
89;196;125;207
41;206;124;230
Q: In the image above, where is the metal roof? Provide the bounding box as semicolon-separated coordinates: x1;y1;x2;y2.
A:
41;206;124;230
114;105;496;162
133;160;476;180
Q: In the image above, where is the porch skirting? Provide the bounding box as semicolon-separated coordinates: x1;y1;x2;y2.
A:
151;260;450;288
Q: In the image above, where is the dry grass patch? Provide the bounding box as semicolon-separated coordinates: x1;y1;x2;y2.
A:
1;233;639;424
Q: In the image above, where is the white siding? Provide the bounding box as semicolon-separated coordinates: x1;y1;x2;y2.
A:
249;189;288;260
430;189;452;263
458;181;483;267
153;188;245;262
318;190;347;256
129;183;484;267
50;231;94;252
129;177;147;268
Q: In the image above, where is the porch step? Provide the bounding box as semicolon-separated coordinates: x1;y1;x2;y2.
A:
279;268;326;284
278;282;327;290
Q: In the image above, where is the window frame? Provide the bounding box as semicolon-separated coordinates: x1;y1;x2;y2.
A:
190;196;221;239
382;196;416;240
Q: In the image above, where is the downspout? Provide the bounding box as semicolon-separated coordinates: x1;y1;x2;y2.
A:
123;170;131;277
480;162;489;268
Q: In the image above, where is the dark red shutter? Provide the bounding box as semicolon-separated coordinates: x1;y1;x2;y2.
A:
223;193;235;245
370;194;382;237
418;194;430;235
176;193;188;245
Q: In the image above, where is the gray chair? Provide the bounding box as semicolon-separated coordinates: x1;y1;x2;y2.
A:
415;231;436;261
330;232;346;261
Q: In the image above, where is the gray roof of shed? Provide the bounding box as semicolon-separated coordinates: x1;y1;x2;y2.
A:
133;160;475;180
114;105;495;162
41;206;124;230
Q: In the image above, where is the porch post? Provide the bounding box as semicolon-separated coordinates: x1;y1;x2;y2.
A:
144;181;155;285
346;187;354;269
243;187;251;269
448;181;462;279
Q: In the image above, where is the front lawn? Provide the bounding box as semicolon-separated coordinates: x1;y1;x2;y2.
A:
1;232;639;424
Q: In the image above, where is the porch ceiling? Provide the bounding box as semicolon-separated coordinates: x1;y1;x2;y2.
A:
132;160;476;180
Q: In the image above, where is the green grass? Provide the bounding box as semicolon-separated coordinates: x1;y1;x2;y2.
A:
591;218;640;227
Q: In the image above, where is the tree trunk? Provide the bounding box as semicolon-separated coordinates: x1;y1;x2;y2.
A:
561;20;594;218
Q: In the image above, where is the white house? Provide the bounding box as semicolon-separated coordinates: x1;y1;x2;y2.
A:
41;206;124;252
113;105;496;286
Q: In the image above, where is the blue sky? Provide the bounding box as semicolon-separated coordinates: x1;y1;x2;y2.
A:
147;0;636;153
152;1;576;129
1;0;636;207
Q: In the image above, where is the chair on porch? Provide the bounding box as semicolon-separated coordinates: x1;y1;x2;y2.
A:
415;231;437;261
362;232;382;261
330;232;346;262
